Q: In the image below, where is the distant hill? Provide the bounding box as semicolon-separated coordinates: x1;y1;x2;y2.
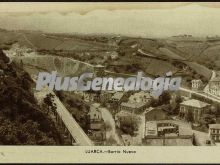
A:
115;37;212;87
0;30;216;88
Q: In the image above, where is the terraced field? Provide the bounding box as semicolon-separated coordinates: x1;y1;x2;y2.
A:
1;29;218;88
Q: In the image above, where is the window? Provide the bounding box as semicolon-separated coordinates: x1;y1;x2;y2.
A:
212;129;215;133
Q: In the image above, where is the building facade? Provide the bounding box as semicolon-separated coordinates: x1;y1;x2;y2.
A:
191;79;203;91
209;124;220;144
87;103;106;145
179;99;210;123
143;120;193;146
208;77;220;97
128;91;152;104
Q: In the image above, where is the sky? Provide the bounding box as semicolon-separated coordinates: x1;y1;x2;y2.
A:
0;2;220;38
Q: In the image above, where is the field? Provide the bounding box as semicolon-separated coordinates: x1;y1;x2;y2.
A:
0;28;217;88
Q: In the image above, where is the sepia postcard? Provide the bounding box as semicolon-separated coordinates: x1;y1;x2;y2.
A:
1;2;220;163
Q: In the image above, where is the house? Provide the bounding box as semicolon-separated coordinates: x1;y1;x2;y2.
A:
209;124;220;144
179;99;210;123
145;107;168;122
82;91;100;102
110;91;128;110
208;77;220;97
128;91;152;104
143;120;193;146
191;79;203;91
88;103;102;122
111;92;125;103
115;110;133;128
87;103;106;145
110;92;126;113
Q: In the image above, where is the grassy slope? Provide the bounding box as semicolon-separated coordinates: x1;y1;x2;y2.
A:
0;30;214;88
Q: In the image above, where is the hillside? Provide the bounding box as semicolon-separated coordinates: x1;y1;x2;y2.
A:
0;29;215;88
0;49;64;145
166;37;220;70
113;37;212;87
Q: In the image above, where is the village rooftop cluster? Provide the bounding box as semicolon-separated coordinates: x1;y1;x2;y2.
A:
4;38;220;147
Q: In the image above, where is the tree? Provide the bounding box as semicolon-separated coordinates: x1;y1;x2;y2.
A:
43;93;57;115
200;114;216;127
0;49;62;145
55;91;64;101
150;98;159;107
172;94;183;115
212;103;220;115
210;105;217;115
158;91;171;105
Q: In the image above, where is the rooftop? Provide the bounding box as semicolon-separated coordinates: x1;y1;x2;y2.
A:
191;79;202;82
180;99;210;108
145;120;193;137
89;103;101;115
121;101;146;109
129;91;151;103
145;107;154;113
145;106;166;114
116;110;132;117
210;77;220;82
209;124;220;129
111;92;124;100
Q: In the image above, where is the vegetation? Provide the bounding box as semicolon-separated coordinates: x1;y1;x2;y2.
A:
117;116;139;136
120;122;137;136
0;50;63;145
55;91;90;133
0;29;214;89
43;93;57;115
151;91;172;107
